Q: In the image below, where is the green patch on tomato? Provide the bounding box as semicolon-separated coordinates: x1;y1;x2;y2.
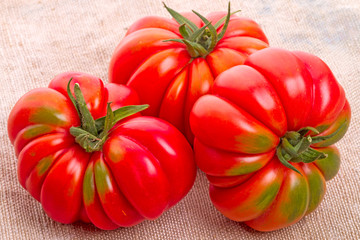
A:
305;169;325;214
107;144;125;163
255;182;281;210
23;124;53;139
94;159;112;197
226;162;263;176
30;107;67;126
235;133;277;154
36;156;54;175
313;124;329;134
83;164;95;205
314;148;340;181
280;177;309;222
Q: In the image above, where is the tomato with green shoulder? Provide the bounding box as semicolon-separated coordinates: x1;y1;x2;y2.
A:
190;48;351;231
8;72;196;230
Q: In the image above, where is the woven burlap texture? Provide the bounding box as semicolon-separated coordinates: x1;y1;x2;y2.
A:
1;0;359;239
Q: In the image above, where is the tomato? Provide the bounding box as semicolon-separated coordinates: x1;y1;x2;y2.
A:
109;4;269;142
190;48;351;231
8;72;196;230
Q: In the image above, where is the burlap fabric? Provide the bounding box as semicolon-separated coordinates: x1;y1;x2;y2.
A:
1;0;359;239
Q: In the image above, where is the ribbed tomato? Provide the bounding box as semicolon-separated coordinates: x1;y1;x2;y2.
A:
8;72;196;230
109;4;269;142
190;48;351;231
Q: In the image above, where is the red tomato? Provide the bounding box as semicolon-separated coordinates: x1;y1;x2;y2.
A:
190;48;351;231
109;4;269;142
8;72;196;230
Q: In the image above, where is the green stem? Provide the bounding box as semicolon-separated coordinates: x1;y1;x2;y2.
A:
73;83;98;136
163;2;238;58
276;123;346;174
67;79;148;152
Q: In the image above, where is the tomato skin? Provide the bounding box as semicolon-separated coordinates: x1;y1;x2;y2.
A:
190;48;351;231
8;72;196;229
190;94;279;154
210;159;285;222
109;12;269;142
41;145;89;224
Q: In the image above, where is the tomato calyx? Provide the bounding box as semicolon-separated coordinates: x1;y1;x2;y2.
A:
67;79;148;152
163;3;240;58
276;125;346;175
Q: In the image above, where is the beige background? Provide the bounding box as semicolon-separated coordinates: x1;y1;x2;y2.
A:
1;0;359;239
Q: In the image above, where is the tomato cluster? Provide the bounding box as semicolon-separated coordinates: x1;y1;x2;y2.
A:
8;4;350;232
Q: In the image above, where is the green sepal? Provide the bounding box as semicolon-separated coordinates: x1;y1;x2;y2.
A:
189;21;212;42
296;148;327;163
183;39;208;57
284;131;301;146
163;39;186;43
217;2;232;41
297;126;319;137
70;127;103;152
296;136;312;154
213;9;242;29
281;138;298;158
311;122;347;144
163;2;198;33
163;3;239;58
277;147;302;175
166;38;209;57
73;83;98;136
99;103;115;139
163;39;198;57
66;78;80;116
179;24;190;39
67;77;149;152
191;10;218;51
276;123;345;174
95;104;149;133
